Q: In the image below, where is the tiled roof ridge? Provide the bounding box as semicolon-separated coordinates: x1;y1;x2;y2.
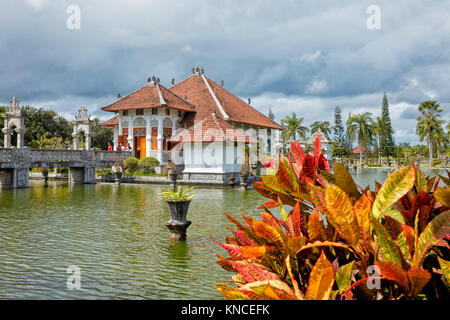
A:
159;85;197;110
201;74;230;120
156;83;167;105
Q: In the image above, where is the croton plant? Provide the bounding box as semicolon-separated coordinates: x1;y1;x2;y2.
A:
214;137;450;300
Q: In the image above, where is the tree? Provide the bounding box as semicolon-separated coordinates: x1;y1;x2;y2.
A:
29;132;70;149
372;116;383;164
91;118;113;150
380;93;395;163
346;112;374;166
310;120;332;136
280;113;308;146
332;106;348;160
268;107;275;121
21;106;72;146
416;100;444;168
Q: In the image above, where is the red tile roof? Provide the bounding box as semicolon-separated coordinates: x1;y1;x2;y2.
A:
170;74;283;130
351;145;373;154
102;82;196;113
170;111;256;143
100;116;118;127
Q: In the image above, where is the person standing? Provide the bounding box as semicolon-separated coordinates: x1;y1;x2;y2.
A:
108;143;113;151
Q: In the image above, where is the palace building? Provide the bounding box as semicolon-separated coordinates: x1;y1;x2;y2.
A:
101;68;283;183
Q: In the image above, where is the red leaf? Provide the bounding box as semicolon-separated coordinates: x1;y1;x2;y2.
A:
303;154;315;179
318;153;330;172
258;200;279;209
276;161;295;193
290;141;305;165
375;261;410;292
313;135;321;170
230;260;280;283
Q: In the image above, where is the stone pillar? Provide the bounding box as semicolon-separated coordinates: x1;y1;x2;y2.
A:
2;128;11;148
85;133;91;150
72;133;79;150
68;166;96;184
0;167;29;189
84;166;96;184
16;128;26;149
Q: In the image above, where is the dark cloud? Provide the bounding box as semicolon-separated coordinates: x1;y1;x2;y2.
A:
401;106;419;120
0;0;449;144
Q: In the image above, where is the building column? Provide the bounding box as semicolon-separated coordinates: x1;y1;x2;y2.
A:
127;116;133;150
113;126;118;150
157;117;163;163
2;128;11;148
15;128;26;148
146;116;151;158
72;133;79;150
85;133;91;150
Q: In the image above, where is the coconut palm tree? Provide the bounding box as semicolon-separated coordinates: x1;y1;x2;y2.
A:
281;113;309;145
310;121;332;136
416;100;444;169
346;112;375;167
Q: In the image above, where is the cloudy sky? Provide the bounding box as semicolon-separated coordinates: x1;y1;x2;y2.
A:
1;0;449;144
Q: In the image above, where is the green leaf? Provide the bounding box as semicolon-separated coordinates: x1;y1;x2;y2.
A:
384;209;406;224
372;165;416;219
371;217;404;266
335;261;355;294
412;210;450;268
437;257;450;285
434;188;450;207
333;162;360;200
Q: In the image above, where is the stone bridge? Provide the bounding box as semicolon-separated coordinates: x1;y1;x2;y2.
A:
0;147;132;189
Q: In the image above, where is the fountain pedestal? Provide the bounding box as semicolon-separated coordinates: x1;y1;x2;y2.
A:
165;220;192;241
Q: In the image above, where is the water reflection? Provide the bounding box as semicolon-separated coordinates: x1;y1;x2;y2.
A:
0;167;446;299
0;181;265;299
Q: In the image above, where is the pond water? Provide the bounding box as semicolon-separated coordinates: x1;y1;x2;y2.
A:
0;168;446;299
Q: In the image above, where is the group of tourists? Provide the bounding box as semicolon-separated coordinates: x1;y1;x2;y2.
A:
107;143;132;152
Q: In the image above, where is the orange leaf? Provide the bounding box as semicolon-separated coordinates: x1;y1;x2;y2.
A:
291;201;307;237
240;246;267;259
353;191;372;246
407;267;431;297
297;240;353;255
307;209;327;242
253;220;286;249
325;185;360;247
305;251;335;300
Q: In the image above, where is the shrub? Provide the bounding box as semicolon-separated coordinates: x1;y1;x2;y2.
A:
138;157;160;172
432;159;442;166
214;137;450;300
123;157;139;171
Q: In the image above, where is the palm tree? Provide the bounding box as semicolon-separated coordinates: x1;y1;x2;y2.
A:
398;142;410;165
416;100;444;169
310;121;332;137
434;124;448;160
372;116;383;164
346;112;374;167
281;113;309;145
